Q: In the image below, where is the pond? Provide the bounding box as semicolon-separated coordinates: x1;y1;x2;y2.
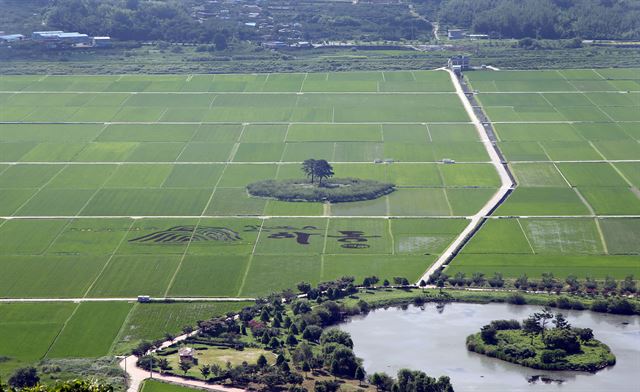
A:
339;302;640;391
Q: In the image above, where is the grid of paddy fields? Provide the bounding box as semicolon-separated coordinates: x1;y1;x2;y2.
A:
0;71;502;300
446;68;640;281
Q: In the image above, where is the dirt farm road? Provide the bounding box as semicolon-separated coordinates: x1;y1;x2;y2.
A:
416;69;514;285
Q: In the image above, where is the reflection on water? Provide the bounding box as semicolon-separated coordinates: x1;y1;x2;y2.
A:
339;302;640;392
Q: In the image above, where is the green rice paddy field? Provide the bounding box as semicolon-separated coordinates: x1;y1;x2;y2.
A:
0;70;497;302
0;301;250;378
446;68;640;279
0;69;638;377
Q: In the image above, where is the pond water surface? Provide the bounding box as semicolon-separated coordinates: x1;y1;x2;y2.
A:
339;302;640;391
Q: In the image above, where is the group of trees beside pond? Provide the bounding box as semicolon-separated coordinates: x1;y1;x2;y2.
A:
133;276;453;391
467;307;616;371
439;0;640;40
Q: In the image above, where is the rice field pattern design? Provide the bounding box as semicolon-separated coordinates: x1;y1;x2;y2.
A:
129;226;241;244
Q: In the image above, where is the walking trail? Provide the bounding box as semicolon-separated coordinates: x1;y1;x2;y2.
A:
416;69;514;284
119;330;246;392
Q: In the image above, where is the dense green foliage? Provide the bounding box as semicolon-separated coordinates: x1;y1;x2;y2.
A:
247;178;395;203
466;309;616;371
42;0;228;44
439;0;640;39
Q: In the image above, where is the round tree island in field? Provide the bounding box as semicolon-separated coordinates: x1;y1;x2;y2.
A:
466;308;616;372
247;159;395;203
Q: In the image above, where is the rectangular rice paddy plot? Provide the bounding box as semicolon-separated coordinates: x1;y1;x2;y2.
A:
96;124;199;142
0;219;70;254
18;143;88;162
240;124;288;143
329;196;388;217
185;218;262;256
161;164;224;188
556;163;629;187
592;141;640;160
254;217;328;255
381;124;429;143
446;254;640;280
324;218;393;255
599;218;640;255
232;143;286;162
112;302;250;354
439;163;501;187
73;142;138;162
286;124;383;142
383;142;435;162
110;107;166;122
167;255;250;297
87;254;182;297
0;164;62;188
493;123;583;142
103;164;173;188
322;255;432;283
0;189;39;216
192;124;244;142
446;188;497;216
176;142;235;162
125;142;186;162
584;92;638;107
280;142;335;162
571;122;635;142
46;165;117;189
239;255;322;297
0;142;38;162
539;141;602;161
614;163;640;188
217;164;278;187
427;123;479;142
14;188;96;216
430;142;490;162
0;124;106;143
519;218;604;255
498;142;549;162
46;218;133;255
386;163;442;186
159;108;207;122
478;93;552;108
578;187;640;215
116;218;200;255
333;142;384;162
332;94;469;123
301;80;378;93
205;188;267;216
46;302;133;358
599;106;640;122
122;93;214;108
80;188;211;216
387;188;451;216
390;218;468;255
0;302;76;376
264;200;324;216
619;123;640;141
331;163;388;183
462;219;534;254
495;188;591;216
510;163;569;187
0;255;109;298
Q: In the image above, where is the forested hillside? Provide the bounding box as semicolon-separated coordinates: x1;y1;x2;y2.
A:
1;0;638;43
439;0;640;40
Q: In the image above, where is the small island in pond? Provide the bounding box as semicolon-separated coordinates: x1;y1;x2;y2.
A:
247;159;395;203
466;307;615;372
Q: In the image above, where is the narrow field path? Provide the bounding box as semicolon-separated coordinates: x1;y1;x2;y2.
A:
416;70;515;284
119;331;246;392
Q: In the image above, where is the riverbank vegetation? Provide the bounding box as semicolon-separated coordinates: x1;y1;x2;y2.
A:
466;308;616;371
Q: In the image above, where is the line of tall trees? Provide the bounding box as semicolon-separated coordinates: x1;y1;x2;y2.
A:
438;0;640;40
